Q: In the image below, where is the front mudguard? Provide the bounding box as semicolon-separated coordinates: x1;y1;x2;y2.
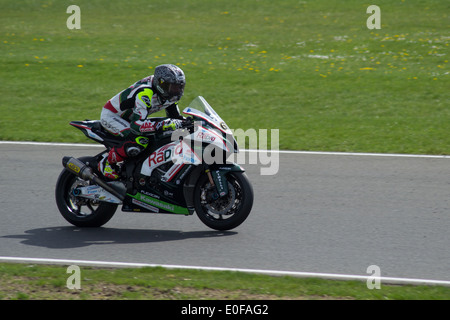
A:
183;163;245;210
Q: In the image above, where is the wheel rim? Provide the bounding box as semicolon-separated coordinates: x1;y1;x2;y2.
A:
199;175;243;221
66;177;100;218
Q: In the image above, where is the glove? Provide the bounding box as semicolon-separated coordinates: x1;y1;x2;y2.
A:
161;119;184;131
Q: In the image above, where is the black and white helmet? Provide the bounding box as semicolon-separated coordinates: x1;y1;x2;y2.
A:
152;64;185;103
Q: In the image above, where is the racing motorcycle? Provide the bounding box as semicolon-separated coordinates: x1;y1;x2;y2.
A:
55;96;254;231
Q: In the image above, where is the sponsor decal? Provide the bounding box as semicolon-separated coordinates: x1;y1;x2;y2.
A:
140;121;155;132
141;95;151;106
76;185;121;203
101;119;127;135
172;140;201;165
129;192;189;214
132;198;159;212
137;193;175;212
67;162;80;173
149;148;173;166
178;166;192;181
196;131;216;142
141;190;160;199
164;190;174;198
214;170;227;197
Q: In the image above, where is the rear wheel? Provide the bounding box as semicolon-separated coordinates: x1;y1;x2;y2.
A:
55;157;118;227
194;172;253;231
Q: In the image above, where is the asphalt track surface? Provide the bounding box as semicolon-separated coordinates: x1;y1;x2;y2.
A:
0;142;449;283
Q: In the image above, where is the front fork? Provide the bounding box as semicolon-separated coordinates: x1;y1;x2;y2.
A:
204;164;244;198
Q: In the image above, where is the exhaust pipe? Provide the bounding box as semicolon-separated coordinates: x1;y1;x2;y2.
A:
62;156;125;201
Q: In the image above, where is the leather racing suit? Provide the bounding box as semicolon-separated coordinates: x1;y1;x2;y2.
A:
99;75;184;179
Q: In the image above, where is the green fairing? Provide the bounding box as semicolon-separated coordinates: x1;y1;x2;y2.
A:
128;192;189;215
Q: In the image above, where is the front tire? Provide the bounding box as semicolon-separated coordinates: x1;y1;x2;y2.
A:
55;157;118;227
194;172;254;231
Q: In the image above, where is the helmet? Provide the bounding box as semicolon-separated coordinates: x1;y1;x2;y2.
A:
152;64;185;103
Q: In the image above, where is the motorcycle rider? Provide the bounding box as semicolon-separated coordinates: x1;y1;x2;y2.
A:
98;64;186;180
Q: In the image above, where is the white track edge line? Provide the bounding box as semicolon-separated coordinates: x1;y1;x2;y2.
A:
1;140;449;159
1;257;449;287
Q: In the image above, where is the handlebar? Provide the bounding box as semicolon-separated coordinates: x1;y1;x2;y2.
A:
181;117;194;130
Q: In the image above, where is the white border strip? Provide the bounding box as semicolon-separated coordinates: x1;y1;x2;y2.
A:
1;140;449;159
1;257;449;287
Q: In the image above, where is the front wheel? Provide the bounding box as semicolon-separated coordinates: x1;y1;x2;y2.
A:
194;172;254;231
55;156;118;227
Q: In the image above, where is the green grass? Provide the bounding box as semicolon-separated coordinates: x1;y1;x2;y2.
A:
1;0;448;153
0;263;449;300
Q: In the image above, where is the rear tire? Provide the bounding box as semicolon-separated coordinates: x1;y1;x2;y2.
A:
55;157;118;227
194;172;253;231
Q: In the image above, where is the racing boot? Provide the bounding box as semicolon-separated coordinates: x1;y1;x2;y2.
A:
98;154;120;180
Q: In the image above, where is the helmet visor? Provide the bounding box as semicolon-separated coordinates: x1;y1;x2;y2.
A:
167;82;185;102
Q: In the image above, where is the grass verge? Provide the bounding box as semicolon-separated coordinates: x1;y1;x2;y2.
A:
1;0;449;153
0;263;449;300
